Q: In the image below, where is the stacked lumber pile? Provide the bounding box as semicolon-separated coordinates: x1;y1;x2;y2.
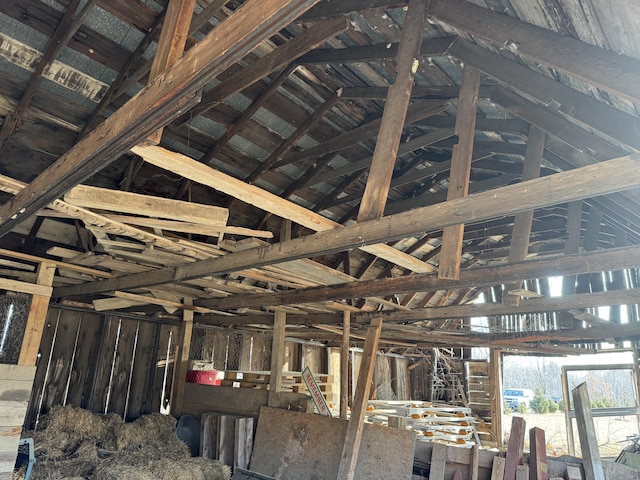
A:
365;400;477;446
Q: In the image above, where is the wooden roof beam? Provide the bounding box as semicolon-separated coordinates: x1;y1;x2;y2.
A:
357;0;430;221
146;0;198;145
296;35;455;64
298;0;408;21
0;0;321;237
430;0;640;105
203;287;640;326
53;151;640;298
129;145;438;275
179;17;349;122
447;38;640;152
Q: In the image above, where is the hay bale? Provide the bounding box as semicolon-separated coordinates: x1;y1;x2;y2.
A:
93;464;156;480
43;405;117;439
115;412;189;457
184;457;231;480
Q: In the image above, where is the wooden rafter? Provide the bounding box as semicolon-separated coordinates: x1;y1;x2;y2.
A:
429;0;640;105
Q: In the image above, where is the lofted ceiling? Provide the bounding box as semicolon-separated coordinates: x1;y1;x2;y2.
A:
0;0;640;354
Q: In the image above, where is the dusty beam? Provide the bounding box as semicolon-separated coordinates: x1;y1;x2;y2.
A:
0;0;320;237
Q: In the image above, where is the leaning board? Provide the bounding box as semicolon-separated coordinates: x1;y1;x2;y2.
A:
250;406;415;480
0;364;36;479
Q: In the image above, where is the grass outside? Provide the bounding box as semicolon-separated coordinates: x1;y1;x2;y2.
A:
503;411;640;458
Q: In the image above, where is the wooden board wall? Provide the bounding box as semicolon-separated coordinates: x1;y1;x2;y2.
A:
25;307;179;427
0;364;36;479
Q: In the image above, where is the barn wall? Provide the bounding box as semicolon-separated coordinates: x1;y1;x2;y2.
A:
24;306;180;428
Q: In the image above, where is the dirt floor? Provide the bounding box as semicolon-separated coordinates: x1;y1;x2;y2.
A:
503;411;640;458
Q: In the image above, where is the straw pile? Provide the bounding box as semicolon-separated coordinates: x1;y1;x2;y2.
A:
15;405;229;480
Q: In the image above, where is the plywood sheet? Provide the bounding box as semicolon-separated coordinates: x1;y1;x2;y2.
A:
250;407;414;480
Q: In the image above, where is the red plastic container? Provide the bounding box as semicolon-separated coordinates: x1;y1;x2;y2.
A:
186;369;221;385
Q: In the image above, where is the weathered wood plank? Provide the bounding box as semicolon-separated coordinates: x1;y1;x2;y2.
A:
572;383;604;480
504;416;526;480
268;310;286;406
17;262;56;366
491;457;506;480
64;184;228;226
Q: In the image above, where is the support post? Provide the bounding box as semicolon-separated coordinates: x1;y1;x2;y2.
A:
489;348;503;445
504;416;526;480
336;317;382;480
172;298;194;416
357;0;429;221
503;125;545;306
268;309;286;407
438;65;480;280
18;262;56;366
340;311;350;419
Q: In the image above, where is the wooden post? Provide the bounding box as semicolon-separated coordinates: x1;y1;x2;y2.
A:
340;311;350;419
336;317;382;480
572;383;605;480
491;457;506;480
429;442;448;480
469;444;479;480
18;262;56;366
503;125;545;306
268;309;286;407
504;416;526;480
357;0;429;221
438;65;480;280
529;427;548;480
171;298;193;416
147;0;198;144
489;348;503;445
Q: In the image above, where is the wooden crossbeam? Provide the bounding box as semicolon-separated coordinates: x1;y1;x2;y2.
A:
447;38;640;152
0;0;321;237
278;99;449;167
198;246;640;313
130;145;438;274
53;152;640;298
297;35;454;64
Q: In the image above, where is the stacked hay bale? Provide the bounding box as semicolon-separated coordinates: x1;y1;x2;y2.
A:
14;406;229;480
